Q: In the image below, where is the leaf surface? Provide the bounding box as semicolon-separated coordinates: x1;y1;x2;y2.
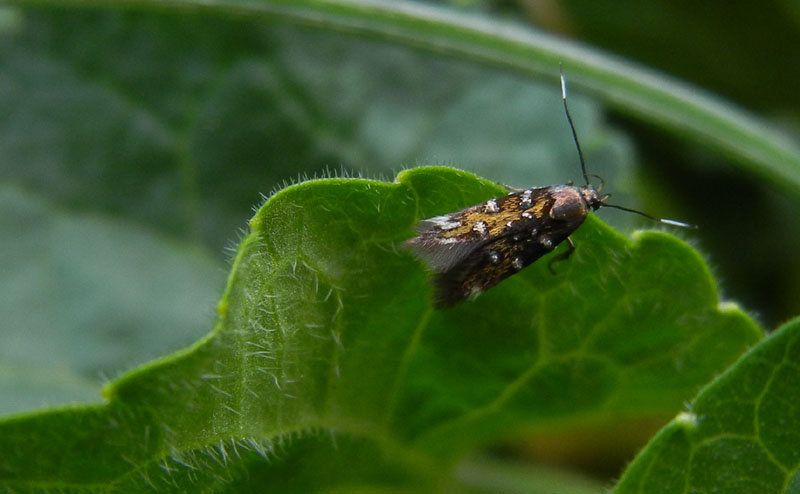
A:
0;168;760;492
614;317;800;494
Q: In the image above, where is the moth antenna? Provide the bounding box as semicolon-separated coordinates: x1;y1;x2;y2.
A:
560;67;695;230
604;203;698;229
560;66;589;187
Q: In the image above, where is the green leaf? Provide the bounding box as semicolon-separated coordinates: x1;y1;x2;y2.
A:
0;168;760;492
614;317;800;494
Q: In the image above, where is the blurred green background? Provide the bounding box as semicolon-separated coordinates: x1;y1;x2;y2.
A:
1;0;798;479
520;0;800;333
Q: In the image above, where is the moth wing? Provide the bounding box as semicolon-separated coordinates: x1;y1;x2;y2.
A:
403;238;482;273
404;211;493;272
432;232;555;308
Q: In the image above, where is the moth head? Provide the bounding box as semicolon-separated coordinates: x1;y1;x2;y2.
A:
579;184;610;212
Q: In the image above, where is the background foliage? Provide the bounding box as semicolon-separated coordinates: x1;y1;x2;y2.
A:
1;0;799;492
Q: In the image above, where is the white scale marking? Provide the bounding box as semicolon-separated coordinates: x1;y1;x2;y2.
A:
473;221;488;236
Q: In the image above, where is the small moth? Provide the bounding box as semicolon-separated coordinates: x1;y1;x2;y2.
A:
405;71;695;309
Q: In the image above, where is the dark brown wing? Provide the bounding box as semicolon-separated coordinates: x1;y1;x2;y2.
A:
404;188;553;272
431;229;558;308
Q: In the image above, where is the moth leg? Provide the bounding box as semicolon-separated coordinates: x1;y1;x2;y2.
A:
548;237;576;274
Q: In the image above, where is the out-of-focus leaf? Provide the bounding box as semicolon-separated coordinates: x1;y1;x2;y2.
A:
0;185;225;413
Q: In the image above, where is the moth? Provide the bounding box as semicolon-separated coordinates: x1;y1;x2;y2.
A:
405;72;695;309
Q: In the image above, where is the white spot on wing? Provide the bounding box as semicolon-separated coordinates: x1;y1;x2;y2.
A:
520;189;533;208
417;215;461;232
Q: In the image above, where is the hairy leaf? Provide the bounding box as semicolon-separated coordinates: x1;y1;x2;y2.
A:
0;168;760;492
